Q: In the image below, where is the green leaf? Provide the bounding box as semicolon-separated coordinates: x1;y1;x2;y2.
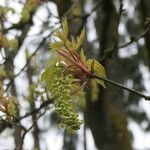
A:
41;67;53;90
95;78;106;88
50;18;69;51
62;18;69;39
87;59;106;88
51;41;64;49
76;28;85;49
65;40;72;49
90;79;99;101
80;48;86;62
41;59;59;90
55;31;65;41
71;36;77;50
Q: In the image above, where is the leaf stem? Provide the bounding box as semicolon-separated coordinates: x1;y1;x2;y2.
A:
57;49;90;75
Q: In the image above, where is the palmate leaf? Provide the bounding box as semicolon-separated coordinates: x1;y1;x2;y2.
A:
87;59;106;88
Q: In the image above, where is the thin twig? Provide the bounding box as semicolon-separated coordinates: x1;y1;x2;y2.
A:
1;118;26;131
17;109;47;150
63;0;80;18
72;1;102;19
100;21;150;61
5;29;57;91
19;99;53;120
89;74;150;101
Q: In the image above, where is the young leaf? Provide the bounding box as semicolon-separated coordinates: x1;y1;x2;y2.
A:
80;48;86;62
55;31;65;41
90;79;99;101
65;40;72;49
76;28;85;49
41;59;59;90
71;36;77;50
87;59;106;88
62;18;69;39
51;41;64;49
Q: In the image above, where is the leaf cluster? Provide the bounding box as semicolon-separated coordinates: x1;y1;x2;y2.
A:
51;18;106;88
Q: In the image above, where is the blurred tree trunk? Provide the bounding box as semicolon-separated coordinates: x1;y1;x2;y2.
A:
140;0;150;67
26;52;40;150
84;0;132;149
4;54;22;148
3;1;39;148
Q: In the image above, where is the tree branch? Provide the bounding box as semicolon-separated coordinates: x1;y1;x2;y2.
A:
19;99;53;120
100;20;150;61
89;74;150;101
17;109;47;150
5;28;57;91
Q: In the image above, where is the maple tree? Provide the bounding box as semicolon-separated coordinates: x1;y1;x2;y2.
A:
0;0;150;149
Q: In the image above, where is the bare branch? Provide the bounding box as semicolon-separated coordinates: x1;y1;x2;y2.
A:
19;99;53;120
5;29;57;91
17;109;47;150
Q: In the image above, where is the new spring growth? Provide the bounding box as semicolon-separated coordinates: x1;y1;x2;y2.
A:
51;18;106;87
42;18;106;132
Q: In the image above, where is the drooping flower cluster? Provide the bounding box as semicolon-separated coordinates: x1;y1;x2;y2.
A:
42;18;106;132
51;65;83;132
